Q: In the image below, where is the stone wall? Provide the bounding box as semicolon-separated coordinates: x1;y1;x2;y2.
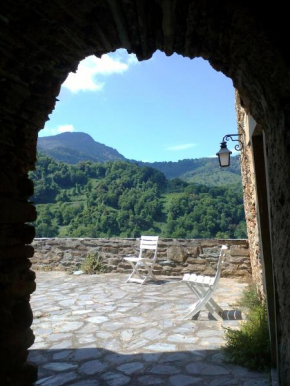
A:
32;238;251;280
236;95;264;295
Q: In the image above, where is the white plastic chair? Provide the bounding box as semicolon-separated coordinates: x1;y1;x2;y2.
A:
182;245;228;320
124;236;159;284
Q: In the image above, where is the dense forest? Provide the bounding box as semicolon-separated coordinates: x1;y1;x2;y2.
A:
29;153;247;239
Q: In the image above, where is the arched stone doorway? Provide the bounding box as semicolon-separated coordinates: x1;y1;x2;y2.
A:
1;1;290;384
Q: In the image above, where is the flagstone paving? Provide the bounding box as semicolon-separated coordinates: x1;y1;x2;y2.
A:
29;272;270;385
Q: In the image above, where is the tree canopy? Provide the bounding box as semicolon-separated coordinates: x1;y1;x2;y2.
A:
30;153;247;239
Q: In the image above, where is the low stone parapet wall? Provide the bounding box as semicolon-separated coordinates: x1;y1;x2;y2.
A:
32;238;251;280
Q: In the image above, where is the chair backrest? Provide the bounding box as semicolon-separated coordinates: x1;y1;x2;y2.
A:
212;244;228;289
139;236;159;261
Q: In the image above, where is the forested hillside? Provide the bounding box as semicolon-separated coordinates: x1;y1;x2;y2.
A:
30;153;247;239
38;132;241;185
139;156;241;186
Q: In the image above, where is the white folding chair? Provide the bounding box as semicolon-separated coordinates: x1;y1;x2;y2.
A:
182;245;228;320
124;236;159;284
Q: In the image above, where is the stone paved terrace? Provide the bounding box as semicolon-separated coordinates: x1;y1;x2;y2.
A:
29;272;270;385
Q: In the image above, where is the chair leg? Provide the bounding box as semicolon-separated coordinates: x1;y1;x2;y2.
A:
141;270;154;285
126;262;143;283
207;298;223;317
203;299;223;320
184;283;223;320
147;265;157;280
185;282;204;302
141;263;157;284
197;286;223;320
184;298;204;319
126;261;157;285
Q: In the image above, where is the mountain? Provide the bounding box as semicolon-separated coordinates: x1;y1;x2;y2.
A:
137;157;241;186
38;132;126;164
37;132;241;186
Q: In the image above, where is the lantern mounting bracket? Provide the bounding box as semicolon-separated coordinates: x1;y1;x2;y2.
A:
221;134;243;151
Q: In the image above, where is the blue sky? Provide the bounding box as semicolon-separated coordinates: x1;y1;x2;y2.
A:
40;49;237;162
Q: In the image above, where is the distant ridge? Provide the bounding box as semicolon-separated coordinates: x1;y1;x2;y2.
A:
38;132;126;164
138;157;241;186
37;132;241;186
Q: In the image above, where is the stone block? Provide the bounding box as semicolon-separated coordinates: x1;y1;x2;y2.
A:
230;246;249;257
187;259;206;265
101;247;119;254
185;247;200;258
185;264;204;272
206;257;218;263
159;260;176;267
202;247;220;255
239;263;251;270
167;246;186;263
107;258;120;265
203;267;216;275
228;257;245;264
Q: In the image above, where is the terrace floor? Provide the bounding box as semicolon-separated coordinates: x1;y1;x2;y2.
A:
29;272;269;385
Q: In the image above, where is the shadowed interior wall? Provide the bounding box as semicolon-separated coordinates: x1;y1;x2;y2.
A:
1;1;290;384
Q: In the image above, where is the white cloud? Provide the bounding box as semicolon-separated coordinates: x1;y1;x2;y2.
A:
167;143;198;151
58;124;74;133
127;54;139;65
63;49;138;93
47;124;75;135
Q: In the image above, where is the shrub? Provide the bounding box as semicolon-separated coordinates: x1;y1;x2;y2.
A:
223;284;271;371
81;251;105;274
235;284;262;310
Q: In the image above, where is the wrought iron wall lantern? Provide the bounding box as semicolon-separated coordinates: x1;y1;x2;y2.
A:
216;134;243;167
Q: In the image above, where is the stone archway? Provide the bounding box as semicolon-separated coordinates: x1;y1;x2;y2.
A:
1;1;290;384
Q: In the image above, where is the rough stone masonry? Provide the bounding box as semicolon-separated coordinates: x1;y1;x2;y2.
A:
32;238;251;280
